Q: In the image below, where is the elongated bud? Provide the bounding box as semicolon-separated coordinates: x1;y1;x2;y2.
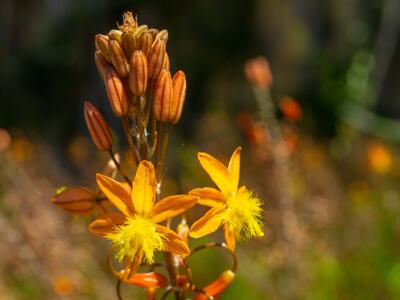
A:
194;270;236;300
95;34;111;62
108;29;123;43
121;32;135;59
134;25;149;39
104;66;129;117
84;101;113;150
109;40;129;78
129;50;148;96
95;51;108;81
123;272;168;288
137;32;153;58
244;56;273;88
52;187;97;215
147;28;159;40
163;52;170;71
153;69;172;122
148;39;166;79
170;70;187;124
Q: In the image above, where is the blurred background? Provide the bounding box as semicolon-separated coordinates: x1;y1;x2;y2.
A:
1;0;400;299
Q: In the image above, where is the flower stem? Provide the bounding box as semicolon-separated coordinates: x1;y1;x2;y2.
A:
108;149;131;185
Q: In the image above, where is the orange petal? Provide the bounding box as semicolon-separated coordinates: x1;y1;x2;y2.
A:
88;213;125;237
198;152;234;196
189;206;225;238
96;173;134;216
155;225;190;256
228;147;241;192
151;195;197;223
190;187;225;207
122;272;168;288
131;161;156;216
223;223;236;251
194;270;235;300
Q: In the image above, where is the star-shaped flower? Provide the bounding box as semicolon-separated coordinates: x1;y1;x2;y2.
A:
89;160;197;276
189;147;264;250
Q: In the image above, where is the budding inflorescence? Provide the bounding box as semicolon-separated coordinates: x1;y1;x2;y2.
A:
53;11;265;300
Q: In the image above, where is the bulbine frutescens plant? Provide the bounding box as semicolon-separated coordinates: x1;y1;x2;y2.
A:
52;11;264;300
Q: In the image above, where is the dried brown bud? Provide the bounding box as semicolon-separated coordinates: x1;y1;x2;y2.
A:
170;70;187;124
148;39;166;79
95;34;111;62
109;40;129;78
108;29;123;43
52;187;97;215
153;69;172;123
244;56;273;88
94;51;108;81
84;101;113;151
137;31;153;58
129;50;148;96
121;32;135;59
104;66;129;117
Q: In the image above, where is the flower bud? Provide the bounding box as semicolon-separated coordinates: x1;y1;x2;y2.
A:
147;28;159;40
121;32;135;59
148;39;166;79
133;25;148;39
129;50;148;96
95;34;111;62
104;66;129;117
154;29;168;44
109;40;129;78
244;56;273;88
52;187;97;215
120;11;137;32
170;70;187;124
123;272;168;288
194;270;235;300
137;32;153;58
84;101;113;151
108;29;123;43
94;51;108;81
163;52;170;71
153;69;172;123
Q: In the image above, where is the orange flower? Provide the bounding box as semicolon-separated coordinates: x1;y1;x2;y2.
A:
89;160;197;276
189;147;264;250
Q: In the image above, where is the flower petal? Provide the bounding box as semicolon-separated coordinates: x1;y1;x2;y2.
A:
190;187;225;207
155;225;190;256
228;147;241;192
124;250;143;279
223;223;236;251
189;206;225;238
96;173;134;216
198;152;234;196
131;161;157;216
88;213;125;237
151;195;198;224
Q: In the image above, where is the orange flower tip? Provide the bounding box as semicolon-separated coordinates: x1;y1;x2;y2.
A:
195;270;235;300
122;272;168;288
52;187;97;215
244;56;273;88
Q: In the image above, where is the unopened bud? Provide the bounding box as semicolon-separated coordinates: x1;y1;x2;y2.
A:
194;270;235;300
123;272;168;288
121;32;135;59
52;187;97;215
129;50;148;96
109;40;129;78
244;56;273;88
108;29;123;43
163;52;170;71
137;32;153;58
84;101;113;151
104;66;129;117
153;69;172;123
147;28;159;40
148;39;166;79
95;51;108;81
170;70;187;124
134;25;148;40
95;34;111;62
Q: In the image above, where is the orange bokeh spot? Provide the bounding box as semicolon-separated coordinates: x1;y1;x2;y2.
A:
367;142;392;174
279;97;302;122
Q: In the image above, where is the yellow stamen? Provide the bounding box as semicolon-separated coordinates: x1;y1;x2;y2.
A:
222;188;264;240
106;216;165;264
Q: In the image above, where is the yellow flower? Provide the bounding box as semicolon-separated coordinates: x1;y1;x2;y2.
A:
88;160;197;275
189;147;264;250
